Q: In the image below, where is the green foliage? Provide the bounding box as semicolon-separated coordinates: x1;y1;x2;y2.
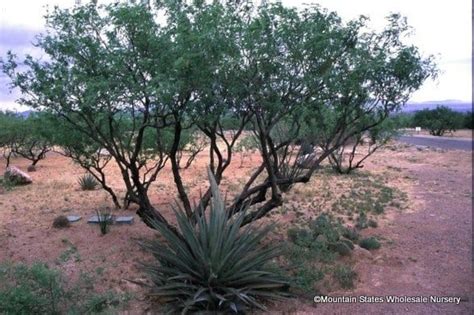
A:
78;174;99;191
0;111;54;167
413;106;464;136
359;237;381;250
463;111;473;129
0;176;15;191
0;262;126;314
333;265;357;289
342;227;360;242
140;170;288;313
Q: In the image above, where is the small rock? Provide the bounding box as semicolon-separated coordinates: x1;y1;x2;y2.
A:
415;145;428;151
4;166;32;185
27;165;36;172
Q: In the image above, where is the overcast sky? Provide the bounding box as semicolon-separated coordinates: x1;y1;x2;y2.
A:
0;0;472;111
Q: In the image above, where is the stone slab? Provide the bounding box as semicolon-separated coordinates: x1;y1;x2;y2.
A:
67;215;82;223
87;215;113;224
115;216;134;224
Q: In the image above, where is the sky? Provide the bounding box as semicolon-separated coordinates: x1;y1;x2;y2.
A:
0;0;472;111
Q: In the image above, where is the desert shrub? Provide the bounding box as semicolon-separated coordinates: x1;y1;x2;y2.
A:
0;262;126;314
140;171;288;313
78;174;99;191
333;265;357;289
359;237;381;250
52;215;70;229
342;227;359;241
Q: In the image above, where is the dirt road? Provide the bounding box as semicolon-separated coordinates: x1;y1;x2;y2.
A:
398;135;472;151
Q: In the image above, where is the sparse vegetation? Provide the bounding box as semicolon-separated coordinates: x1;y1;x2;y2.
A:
0;262;127;314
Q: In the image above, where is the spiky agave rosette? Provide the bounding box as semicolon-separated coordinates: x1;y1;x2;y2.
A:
140;168;288;314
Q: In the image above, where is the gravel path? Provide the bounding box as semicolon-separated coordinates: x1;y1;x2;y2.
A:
398;135;472;151
312;156;473;314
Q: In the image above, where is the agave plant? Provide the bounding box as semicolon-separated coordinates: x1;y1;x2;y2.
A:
78;173;99;191
96;208;112;235
140;169;288;314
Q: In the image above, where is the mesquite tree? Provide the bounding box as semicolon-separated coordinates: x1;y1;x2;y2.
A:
2;1;436;231
0;112;53;169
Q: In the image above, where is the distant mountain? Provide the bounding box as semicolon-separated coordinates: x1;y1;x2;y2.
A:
403;100;472;113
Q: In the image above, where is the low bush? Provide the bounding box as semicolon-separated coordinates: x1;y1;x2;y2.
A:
141;170;288;313
359;237;381;250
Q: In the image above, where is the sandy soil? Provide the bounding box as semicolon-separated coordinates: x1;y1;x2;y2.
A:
0;142;472;314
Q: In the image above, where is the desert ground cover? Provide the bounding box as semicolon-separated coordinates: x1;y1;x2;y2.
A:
0;139;471;314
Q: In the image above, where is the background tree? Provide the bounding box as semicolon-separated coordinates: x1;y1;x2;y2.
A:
0;111;21;167
10;113;54;170
413;105;464;136
463;111;473;129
